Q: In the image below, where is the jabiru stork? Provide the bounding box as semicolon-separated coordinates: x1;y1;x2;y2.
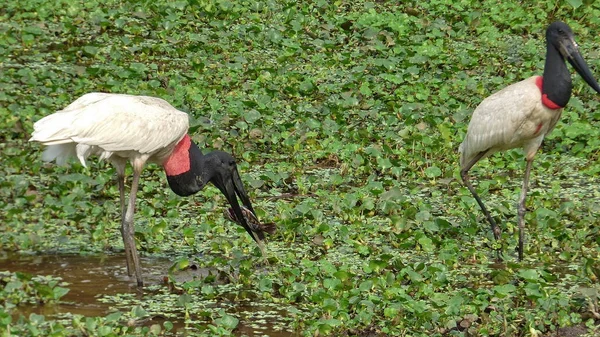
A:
29;92;270;286
459;21;600;260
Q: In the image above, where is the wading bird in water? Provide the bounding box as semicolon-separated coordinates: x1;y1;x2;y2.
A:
30;92;271;286
459;21;600;260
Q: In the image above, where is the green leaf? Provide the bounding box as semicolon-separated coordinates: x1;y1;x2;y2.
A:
519;269;539;281
98;326;114;336
83;46;99;55
417;236;435;252
177;294;193;306
132;305;148;318
85;317;97;331
259;277;272;292
359;280;374;292
52;286;70;299
380;187;404;201
216;313;239;330
244;109;261;124
424;166;442;178
333;270;351;282
4;280;23;292
29;313;45;324
360;82;372;96
493;284;516;297
105;312;122;322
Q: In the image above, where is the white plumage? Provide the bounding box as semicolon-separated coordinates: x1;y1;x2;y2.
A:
30;92;270;287
30;93;189;167
459;76;561;167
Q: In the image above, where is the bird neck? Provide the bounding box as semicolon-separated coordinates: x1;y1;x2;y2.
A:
541;44;572;108
163;135;209;197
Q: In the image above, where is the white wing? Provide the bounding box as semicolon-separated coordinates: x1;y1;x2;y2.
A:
30;93;189;165
459;76;560;168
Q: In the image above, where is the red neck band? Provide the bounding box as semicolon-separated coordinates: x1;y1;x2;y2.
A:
535;76;563;110
163;135;191;176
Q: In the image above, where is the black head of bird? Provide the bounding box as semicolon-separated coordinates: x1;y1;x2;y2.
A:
165;142;268;246
543;21;600;107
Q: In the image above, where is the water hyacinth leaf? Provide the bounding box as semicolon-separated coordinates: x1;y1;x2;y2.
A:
524;283;543;299
52;286;69;299
4;280;23;292
83;46;99;56
105;312;122;323
98;326;114;336
172;258;190;271
333;270;351;282
132;305;149;318
85;317;97;331
29;313;45;324
519;269;540;282
215;312;239;330
380;187;404;201
149;324;162;334
163;321;174;331
323;277;341;290
177;294;193;307
259;277;272;292
359;280;374;292
0;312;12;326
244;109;261;124
424;166;442;178
494;284;517;298
418;236;435;252
202;285;216;297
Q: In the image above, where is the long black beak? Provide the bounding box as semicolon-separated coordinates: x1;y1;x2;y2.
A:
561;38;600;94
212;169;266;253
230;168;267;240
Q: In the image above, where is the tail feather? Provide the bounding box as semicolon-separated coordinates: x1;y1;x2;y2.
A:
41;144;77;166
30;110;88;166
30;112;76;142
458;142;466;169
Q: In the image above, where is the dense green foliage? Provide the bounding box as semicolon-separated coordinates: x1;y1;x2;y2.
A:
2;0;600;336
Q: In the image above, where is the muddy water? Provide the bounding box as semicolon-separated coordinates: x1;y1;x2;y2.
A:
0;253;298;336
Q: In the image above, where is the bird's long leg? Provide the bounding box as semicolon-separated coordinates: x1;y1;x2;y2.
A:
123;158;147;287
460;151;502;241
517;158;534;261
114;161;134;277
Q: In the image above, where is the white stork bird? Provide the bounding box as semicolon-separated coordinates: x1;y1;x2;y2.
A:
30;93;271;286
459;21;600;260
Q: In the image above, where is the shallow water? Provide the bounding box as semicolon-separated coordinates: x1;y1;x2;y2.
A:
0;252;298;336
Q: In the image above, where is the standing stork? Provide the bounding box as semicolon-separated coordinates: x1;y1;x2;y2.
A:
459;22;600;260
30;93;271;286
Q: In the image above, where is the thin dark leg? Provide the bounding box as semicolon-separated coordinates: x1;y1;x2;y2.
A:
461;152;502;242
517;159;534;261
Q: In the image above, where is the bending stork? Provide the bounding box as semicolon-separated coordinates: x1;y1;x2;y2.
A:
30;93;270;286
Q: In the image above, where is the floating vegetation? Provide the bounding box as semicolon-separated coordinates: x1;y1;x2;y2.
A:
2;0;600;336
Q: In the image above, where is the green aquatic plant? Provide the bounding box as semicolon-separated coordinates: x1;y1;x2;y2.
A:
2;0;600;335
